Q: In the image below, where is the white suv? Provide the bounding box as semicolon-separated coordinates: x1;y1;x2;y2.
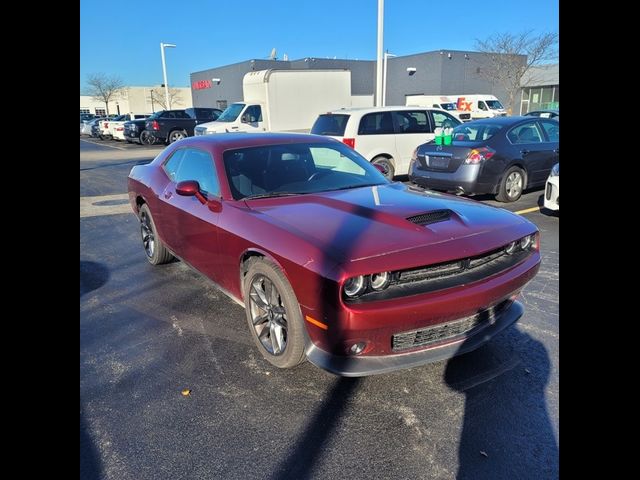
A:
310;106;461;179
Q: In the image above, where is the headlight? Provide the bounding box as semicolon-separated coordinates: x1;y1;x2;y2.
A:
505;241;518;255
520;235;533;250
550;163;559;177
370;272;390;291
344;276;366;297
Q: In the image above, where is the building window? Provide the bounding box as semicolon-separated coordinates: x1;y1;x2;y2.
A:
217;100;228;110
80;108;90;114
95;108;106;116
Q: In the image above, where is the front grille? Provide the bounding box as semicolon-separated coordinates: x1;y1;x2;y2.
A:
407;209;452;226
392;300;511;351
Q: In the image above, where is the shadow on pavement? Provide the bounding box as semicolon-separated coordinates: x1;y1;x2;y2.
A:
80;260;110;298
270;377;361;480
80;411;103;480
445;326;558;479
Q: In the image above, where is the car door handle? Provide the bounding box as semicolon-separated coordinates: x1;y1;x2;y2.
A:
554;148;559;154
520;149;530;155
164;191;173;199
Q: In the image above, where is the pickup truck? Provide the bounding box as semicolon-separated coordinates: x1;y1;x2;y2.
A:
145;108;222;144
99;114;149;140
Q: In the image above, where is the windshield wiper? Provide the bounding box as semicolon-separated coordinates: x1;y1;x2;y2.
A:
244;192;303;200
331;183;386;191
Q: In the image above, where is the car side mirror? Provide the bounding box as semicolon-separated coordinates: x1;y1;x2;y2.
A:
176;180;207;205
241;114;248;123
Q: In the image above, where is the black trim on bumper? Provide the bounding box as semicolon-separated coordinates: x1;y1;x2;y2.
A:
305;300;524;377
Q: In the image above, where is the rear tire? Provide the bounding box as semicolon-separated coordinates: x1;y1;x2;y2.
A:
140;130;154;145
138;204;173;265
372;156;395;180
243;258;306;369
496;166;525;202
168;129;188;144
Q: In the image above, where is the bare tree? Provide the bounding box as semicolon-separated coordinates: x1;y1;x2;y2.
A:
475;31;558;114
149;88;184;111
85;73;125;116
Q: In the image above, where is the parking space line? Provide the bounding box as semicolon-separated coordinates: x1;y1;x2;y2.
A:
514;206;541;215
80;138;127;151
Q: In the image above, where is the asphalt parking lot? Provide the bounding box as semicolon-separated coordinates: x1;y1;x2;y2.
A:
80;137;559;480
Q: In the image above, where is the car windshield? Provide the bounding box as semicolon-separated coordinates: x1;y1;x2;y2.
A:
223;142;388;200
216;104;245;122
452;122;505;142
486;100;504;110
439;103;457;111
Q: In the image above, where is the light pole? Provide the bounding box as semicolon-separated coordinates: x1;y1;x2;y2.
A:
160;42;176;109
375;0;384;106
382;51;396;107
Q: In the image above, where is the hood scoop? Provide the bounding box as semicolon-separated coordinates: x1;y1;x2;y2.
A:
407;209;452;226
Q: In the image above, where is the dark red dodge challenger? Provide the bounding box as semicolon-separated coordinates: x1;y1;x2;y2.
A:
128;133;540;376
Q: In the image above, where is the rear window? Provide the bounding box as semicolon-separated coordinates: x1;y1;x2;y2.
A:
311;114;349;136
452;123;504;142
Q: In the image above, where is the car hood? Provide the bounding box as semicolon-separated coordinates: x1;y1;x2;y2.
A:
245;183;535;272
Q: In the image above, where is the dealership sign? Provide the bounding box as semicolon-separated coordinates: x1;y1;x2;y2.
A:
192;80;212;90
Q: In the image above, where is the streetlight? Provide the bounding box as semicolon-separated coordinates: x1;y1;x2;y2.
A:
375;0;384;106
160;42;176;109
382;51;396;107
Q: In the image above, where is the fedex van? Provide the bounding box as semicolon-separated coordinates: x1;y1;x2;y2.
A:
405;95;472;122
453;95;507;119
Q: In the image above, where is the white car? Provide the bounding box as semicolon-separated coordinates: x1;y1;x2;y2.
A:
310;106;461;179
544;163;559;211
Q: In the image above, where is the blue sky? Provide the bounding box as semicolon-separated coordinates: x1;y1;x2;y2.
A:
80;0;558;91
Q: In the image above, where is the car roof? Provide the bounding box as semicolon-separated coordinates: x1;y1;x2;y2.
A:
174;132;338;150
466;116;546;126
526;109;559;115
323;106;447;115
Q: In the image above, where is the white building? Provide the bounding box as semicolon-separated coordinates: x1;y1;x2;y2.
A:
80;86;193;116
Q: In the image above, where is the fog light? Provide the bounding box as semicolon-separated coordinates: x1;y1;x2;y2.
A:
350;342;366;355
505;241;518;254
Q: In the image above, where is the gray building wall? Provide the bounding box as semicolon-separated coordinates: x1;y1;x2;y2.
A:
190;59;286;109
385;50;520;113
289;58;375;95
190;50;526;114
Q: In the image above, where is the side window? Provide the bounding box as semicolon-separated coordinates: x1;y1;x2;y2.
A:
175;111;191;119
508;123;544;144
394;111;430;134
163;149;186;181
244;105;262;123
478;102;487;111
431;111;460;130
357;112;394;135
174;149;220;197
540;121;559;142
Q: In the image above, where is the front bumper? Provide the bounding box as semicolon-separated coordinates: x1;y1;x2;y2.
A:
306;300;524;376
544;176;559;211
409;162;496;195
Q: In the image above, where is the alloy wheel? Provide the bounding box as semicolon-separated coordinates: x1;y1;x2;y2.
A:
249;275;288;355
140;211;155;258
505;171;523;199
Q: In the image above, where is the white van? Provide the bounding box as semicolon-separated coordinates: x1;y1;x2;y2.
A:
310;106;461;179
453;94;507;119
405;95;472;122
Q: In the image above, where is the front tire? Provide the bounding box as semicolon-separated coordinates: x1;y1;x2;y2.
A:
243;259;306;369
138;204;173;265
496;166;525;202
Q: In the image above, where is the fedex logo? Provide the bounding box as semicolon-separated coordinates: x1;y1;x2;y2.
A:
457;97;472;111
